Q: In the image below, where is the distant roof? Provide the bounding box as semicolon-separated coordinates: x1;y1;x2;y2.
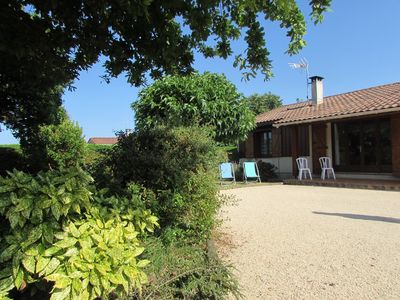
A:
256;82;400;126
87;137;118;145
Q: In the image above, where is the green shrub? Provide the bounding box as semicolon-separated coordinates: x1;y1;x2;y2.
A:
38;117;86;169
83;144;114;189
0;167;158;299
257;160;278;181
107;126;224;242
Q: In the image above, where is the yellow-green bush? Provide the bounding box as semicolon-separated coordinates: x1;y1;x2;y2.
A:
0;167;158;299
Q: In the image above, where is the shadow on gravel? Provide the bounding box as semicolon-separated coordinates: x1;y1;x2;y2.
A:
313;211;400;224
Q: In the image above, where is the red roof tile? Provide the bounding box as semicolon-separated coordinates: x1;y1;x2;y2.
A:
87;137;118;145
256;82;400;126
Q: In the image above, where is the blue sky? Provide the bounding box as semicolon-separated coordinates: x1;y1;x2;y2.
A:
2;0;400;144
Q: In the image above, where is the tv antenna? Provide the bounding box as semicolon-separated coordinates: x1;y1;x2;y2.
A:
289;58;310;99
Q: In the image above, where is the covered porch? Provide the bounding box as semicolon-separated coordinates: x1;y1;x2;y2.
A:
241;112;400;180
284;177;400;191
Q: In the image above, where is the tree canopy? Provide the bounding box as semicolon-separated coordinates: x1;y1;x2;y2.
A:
133;73;255;144
0;0;330;143
246;92;283;115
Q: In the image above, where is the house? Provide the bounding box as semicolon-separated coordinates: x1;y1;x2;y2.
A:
87;137;118;145
240;77;400;179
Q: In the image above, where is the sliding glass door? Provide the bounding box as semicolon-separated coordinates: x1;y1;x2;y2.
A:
333;118;392;172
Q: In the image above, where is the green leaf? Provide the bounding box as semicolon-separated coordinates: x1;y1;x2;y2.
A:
40;258;60;277
137;259;150;268
8;211;20;229
0;267;11;280
43;224;54;243
21;226;42;249
50;286;71;300
36;257;50;273
21;256;36;273
94;264;108;276
53;277;71;289
54;237;77;249
45;273;68;282
69;223;80;238
71;278;82;293
63;247;78;257
132;247;145;257
24;247;38;256
43;246;61;257
14;268;24;290
0;276;14;293
0;245;18;263
89;270;99;286
51;203;61;221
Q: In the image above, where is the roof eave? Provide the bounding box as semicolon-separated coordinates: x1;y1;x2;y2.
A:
272;107;400;128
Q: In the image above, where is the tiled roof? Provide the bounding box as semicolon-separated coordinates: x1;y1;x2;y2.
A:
87;137;118;145
256;82;400;126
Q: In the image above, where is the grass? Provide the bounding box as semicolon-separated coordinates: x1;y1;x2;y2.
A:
0;144;20;150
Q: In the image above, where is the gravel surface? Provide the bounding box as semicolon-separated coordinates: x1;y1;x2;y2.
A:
217;185;400;299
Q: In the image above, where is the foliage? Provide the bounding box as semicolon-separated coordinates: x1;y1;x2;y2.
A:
0;167;158;299
257;160;278;181
36;114;86;170
1;0;330;147
133;73;255;144
245;92;283;115
135;238;242;300
106;126;224;242
0;148;25;176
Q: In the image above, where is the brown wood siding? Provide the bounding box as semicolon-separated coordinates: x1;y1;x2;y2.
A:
281;127;292;156
245;133;254;158
290;126;299;176
253;132;261;157
391;113;400;176
298;125;310;156
271;128;282;157
312;124;327;174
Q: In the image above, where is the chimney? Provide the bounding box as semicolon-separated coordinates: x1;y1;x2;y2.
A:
310;76;324;105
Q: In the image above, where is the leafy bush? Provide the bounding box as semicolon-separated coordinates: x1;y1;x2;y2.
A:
107;126;224;243
38;116;86;170
257;160;278;181
0;167;158;299
133;73;255;144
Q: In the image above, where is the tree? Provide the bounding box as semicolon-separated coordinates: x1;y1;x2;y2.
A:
133;73;255;144
246;92;283;115
0;0;330;148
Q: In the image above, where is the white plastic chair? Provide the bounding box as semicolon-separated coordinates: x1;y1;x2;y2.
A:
296;157;312;180
319;157;336;180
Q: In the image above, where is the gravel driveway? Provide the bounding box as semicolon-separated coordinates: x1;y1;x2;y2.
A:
218;185;400;299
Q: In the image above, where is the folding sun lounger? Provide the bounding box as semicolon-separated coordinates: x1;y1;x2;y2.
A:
243;161;261;183
219;162;236;185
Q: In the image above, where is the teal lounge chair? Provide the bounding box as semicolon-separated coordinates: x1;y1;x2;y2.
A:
243;162;261;183
219;162;236;185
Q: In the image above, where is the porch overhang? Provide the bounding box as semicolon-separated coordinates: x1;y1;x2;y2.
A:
270;107;400;128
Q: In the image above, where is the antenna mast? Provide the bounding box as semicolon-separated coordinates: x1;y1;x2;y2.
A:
289;58;310;99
